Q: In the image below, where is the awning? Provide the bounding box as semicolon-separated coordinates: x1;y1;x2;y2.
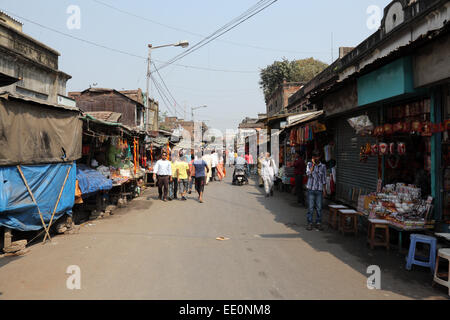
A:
286;110;323;128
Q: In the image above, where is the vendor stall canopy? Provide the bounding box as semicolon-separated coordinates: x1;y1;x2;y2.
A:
0;92;82;166
286;111;323;128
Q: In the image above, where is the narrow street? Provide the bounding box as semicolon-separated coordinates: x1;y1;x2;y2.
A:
0;174;446;300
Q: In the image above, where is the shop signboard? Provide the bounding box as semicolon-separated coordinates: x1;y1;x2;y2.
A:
357;56;415;106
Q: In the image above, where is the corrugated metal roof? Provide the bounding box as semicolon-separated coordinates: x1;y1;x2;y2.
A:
87;111;122;123
286;110;323;128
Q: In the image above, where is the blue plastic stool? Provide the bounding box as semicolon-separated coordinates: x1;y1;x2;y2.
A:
405;234;437;273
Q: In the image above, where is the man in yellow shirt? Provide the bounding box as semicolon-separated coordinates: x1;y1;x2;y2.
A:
169;154;179;200
175;155;190;201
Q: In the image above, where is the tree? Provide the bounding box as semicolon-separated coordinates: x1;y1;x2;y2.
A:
259;57;328;102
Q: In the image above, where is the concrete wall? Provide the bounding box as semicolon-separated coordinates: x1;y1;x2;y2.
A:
0;22;70;104
413;33;450;88
323;81;358;116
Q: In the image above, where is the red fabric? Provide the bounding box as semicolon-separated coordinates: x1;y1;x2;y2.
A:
293;159;306;175
330;174;335;194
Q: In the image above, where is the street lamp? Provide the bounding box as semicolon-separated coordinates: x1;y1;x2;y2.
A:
191;105;207;122
146;40;189;132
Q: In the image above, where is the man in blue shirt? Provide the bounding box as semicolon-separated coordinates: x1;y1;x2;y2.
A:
193;151;209;203
306;150;327;231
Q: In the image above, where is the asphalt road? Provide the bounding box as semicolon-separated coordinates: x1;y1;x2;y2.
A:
0;172;447;299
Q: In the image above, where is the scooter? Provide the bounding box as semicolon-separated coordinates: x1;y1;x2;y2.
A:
233;168;248;186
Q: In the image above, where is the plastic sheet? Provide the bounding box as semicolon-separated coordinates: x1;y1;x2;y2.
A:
76;164;113;196
0;162;76;231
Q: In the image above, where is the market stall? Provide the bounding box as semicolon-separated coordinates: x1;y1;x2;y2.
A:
357;182;435;251
281;111;336;197
78;114;146;213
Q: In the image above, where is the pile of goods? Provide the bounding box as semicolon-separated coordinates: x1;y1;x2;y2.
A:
358;183;434;230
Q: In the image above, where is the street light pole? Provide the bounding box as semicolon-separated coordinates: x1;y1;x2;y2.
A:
146;44;152;132
145;41;189;133
191;105;207;122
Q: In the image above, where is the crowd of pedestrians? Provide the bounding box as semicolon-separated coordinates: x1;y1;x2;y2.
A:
153;146;327;232
152;149;225;203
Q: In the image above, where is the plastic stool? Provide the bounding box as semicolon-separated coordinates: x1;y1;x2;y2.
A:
433;248;450;296
405;234;437;272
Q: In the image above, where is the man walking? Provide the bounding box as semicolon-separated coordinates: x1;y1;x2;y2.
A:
261;152;276;198
293;152;306;206
169;154;179;200
188;155;196;194
211;150;218;182
176;155;190;201
257;153;264;187
193;151;209;203
306;150;327;231
202;151;213;185
152;152;172;202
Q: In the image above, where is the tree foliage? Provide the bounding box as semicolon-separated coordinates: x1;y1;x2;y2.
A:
259;58;329;102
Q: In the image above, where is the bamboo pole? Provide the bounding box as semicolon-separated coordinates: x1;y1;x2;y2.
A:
16;165;52;242
43;165;72;243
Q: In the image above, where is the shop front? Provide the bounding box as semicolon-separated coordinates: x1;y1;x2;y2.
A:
76;114;146;219
349;56;444;233
280;111;336;196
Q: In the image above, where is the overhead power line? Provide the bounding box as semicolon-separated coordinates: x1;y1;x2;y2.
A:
91;0;332;55
1;9;258;74
157;0;279;71
151;76;179;117
151;61;182;115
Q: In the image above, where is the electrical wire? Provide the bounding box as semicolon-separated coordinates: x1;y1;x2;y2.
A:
151;75;179;116
157;0;278;71
151;61;183;116
91;0;334;55
1;9;259;74
150;75;180;117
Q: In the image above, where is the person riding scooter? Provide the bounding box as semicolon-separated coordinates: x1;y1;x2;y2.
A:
233;153;249;185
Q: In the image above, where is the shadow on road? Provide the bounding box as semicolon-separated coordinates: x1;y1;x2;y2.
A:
249;175;448;300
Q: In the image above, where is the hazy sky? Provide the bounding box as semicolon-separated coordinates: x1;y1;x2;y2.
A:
2;0;391;131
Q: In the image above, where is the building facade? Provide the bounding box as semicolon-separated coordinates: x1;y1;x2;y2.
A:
69;88;146;131
266;82;303;117
0;11;73;106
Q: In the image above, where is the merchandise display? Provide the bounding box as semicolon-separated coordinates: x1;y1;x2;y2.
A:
358;183;434;230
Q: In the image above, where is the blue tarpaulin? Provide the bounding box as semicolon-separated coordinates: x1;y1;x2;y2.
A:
76;164;113;197
0;162;76;231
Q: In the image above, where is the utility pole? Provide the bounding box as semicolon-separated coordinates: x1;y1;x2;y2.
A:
145;44;152;132
145;41;189;132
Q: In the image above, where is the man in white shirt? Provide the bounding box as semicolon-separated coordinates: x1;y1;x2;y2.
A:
202;151;213;185
211;150;219;182
152;152;172;201
261;152;277;198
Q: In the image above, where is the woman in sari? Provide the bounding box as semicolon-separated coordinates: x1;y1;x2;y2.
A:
216;153;225;180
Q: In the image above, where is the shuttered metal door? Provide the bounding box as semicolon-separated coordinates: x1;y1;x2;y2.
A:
336;109;379;206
